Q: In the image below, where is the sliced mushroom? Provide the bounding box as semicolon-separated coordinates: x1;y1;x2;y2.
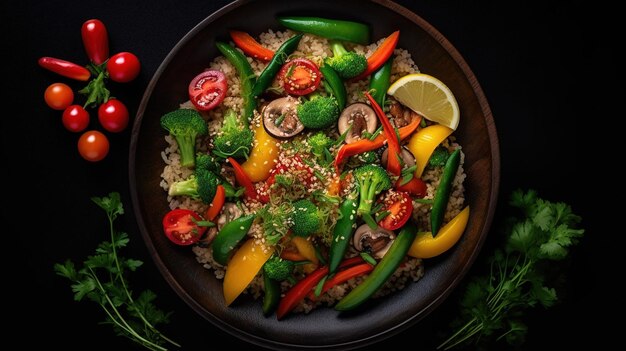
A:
389;100;420;128
262;96;304;139
353;224;396;259
216;202;244;230
381;146;416;168
337;103;378;144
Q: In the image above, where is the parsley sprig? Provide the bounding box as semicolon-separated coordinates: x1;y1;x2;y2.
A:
54;192;179;350
439;189;584;349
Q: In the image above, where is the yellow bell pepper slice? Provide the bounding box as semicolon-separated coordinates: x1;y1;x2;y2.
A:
241;121;279;182
406;124;453;177
223;238;273;306
408;206;470;258
291;236;319;265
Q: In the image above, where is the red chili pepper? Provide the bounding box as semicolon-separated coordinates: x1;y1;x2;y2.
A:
38;57;91;81
352;31;400;81
276;256;363;319
228;157;267;203
229;30;275;62
205;185;225;221
81;19;109;65
334;116;420;172
307;263;374;300
365;92;402;175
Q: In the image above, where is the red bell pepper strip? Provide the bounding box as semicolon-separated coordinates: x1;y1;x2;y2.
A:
352;31;400;81
205;185;225;221
276;256;364;319
38;57;91;81
229;30;275;62
334;116;420;172
228;157;268;203
366;92;401;175
307;263;374;300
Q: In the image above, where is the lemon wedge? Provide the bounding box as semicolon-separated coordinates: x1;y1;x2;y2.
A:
387;73;460;130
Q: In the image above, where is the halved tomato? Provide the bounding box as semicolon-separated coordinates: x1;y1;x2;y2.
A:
378;190;414;231
162;208;208;245
396;177;427;197
188;70;227;111
277;58;321;96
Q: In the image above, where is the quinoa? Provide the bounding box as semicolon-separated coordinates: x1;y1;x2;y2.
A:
159;30;465;313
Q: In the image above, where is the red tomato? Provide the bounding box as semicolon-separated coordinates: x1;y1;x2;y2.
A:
44;83;74;110
81;19;109;65
62;105;90;132
188;70;227;111
378;190;414;231
98;99;129;132
277;58;321;96
106;52;141;83
77;130;109;162
162;209;207;245
396;177;427;197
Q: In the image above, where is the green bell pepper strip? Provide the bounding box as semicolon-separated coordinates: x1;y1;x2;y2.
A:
319;64;347;110
277;16;370;45
251;34;303;97
368;57;393;107
216;42;257;125
328;197;358;273
431;148;461;236
211;214;255;265
262;271;280;316
335;222;417;311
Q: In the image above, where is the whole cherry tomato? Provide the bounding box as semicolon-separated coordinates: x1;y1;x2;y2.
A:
106;52;141;83
62;105;90;132
78;130;109;162
98;99;129;133
81;19;109;65
44;83;74;110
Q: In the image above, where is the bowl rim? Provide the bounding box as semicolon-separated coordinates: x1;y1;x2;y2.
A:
129;0;500;348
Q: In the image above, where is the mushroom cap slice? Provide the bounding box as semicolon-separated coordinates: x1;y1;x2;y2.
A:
352;224;396;259
262;96;304;139
337;103;378;144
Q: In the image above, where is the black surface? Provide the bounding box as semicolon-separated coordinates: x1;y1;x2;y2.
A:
3;0;616;349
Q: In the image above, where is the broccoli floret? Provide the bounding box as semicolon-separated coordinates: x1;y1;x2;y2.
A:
263;256;295;281
290;199;321;237
353;164;392;215
356;151;378;164
429;147;450;167
195;153;221;173
160;109;208;168
309;132;333;158
298;95;340;129
212;109;253;159
168;168;219;204
326;41;367;79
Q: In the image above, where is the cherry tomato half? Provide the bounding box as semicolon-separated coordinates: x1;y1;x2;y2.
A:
378;190;414;231
98;99;129;132
62;105;90;132
162;209;207;245
396;177;427;198
44;83;74;110
277;58;321;96
188;70;227;111
106;52;141;83
78;130;109;162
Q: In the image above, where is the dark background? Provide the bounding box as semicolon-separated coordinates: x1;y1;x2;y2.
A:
2;0;617;349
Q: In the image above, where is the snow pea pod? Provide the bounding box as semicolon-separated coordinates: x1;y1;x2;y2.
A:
216;42;257;125
335;222;417;311
211;214;255;265
262;271;280;316
252;34;303;97
278;16;370;45
328;196;358;273
431;148;461;236
319;64;346;110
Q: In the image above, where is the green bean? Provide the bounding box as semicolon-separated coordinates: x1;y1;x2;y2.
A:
252;34;303;97
335;222;417;311
431;149;461;236
216;42;257;125
328;197;358;273
319;64;347;110
278;16;370;44
368;57;393;107
262;271;280;316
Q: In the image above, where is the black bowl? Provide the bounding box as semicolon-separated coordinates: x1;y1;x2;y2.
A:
129;0;499;348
